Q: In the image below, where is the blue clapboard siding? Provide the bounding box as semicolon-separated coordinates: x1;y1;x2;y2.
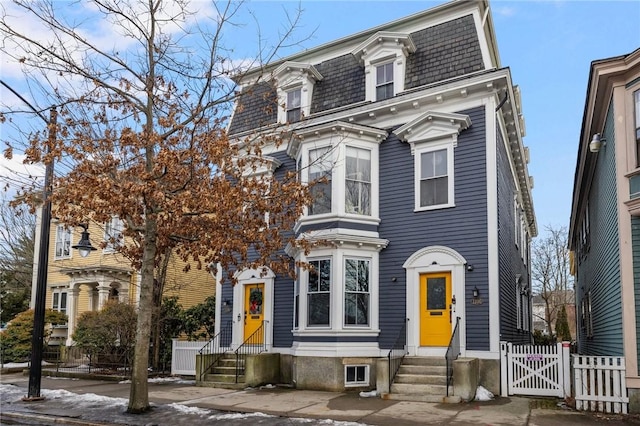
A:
633;216;640;368
577;102;622;355
496;119;530;344
378;106;489;350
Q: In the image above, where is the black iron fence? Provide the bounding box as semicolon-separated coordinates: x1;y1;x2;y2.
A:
234;321;265;383
445;316;461;396
197;320;232;381
40;346;132;377
388;318;408;388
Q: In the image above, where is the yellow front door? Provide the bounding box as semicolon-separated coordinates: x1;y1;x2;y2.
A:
244;284;264;343
419;272;452;346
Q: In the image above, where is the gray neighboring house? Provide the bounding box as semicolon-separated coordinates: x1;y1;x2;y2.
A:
216;0;536;395
569;47;640;410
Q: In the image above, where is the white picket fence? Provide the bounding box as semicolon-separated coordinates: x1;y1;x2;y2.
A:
171;339;206;376
500;341;570;398
573;355;628;414
500;341;629;414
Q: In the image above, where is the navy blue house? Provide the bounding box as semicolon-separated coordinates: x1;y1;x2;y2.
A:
213;0;536;395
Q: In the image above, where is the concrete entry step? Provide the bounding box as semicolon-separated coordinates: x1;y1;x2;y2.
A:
381;392;446;403
391;383;447;395
401;356;447;366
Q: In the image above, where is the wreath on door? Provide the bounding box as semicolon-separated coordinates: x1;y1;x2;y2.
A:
249;288;263;314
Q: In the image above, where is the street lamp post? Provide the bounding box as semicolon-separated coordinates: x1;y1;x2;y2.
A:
0;80;95;400
25;108;55;400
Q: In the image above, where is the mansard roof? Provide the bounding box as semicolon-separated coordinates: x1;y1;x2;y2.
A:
228;12;484;136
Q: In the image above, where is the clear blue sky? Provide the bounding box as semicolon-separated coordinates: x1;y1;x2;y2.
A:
230;0;640;234
1;0;639;237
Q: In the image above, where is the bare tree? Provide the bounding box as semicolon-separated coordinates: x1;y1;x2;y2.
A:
0;192;35;295
0;0;313;413
531;225;574;338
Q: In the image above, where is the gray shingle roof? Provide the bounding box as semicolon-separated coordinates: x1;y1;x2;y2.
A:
229;14;483;136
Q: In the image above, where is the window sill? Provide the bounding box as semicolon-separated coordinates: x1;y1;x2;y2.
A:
293;329;380;337
414;203;456;212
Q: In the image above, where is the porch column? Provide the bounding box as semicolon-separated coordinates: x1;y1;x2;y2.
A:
65;286;79;346
97;285;111;309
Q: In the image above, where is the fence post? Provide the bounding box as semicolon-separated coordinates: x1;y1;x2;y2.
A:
500;341;508;397
561;341;571;398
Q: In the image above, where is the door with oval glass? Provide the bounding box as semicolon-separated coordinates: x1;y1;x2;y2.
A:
244;283;264;343
419;272;452;346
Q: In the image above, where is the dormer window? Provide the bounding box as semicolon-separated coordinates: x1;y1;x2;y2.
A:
287;88;302;122
274;62;323;124
352;31;416;103
375;63;394;101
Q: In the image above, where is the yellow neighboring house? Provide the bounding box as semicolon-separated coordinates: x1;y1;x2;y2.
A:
31;215;215;347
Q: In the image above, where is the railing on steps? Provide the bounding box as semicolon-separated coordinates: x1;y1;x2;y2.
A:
234;320;265;383
198;320;232;381
445;316;461;396
388;318;408;388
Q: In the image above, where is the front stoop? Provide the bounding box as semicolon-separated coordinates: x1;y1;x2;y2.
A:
385;357;449;403
199;353;246;390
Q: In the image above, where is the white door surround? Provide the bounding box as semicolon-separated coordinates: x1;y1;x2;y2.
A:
403;245;467;357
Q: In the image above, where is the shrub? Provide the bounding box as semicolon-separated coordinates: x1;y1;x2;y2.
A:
72;301;137;366
0;309;67;363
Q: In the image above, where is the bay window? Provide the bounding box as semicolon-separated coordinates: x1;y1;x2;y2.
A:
308;147;332;215
344;258;370;326
307;259;331;326
345;147;371;215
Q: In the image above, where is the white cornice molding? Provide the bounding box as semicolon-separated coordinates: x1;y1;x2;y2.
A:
351;31;416;62
273;61;323;82
394;110;471;152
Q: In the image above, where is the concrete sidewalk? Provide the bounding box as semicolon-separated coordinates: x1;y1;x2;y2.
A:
1;372;638;425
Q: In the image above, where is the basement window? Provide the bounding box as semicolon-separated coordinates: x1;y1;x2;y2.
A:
345;365;369;387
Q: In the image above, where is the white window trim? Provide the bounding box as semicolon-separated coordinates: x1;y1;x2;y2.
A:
413;142;455;211
395;111;471;213
52;287;68;315
274;62;323;124
344;364;370;387
54;225;72;260
351;31;416;103
343;257;371;328
103;216;124;253
289;121;385;232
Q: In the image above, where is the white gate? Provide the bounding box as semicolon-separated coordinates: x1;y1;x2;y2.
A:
171;339;206;376
500;341;571;398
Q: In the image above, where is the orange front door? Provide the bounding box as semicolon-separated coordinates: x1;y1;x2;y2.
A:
244;284;264;343
419;272;452;346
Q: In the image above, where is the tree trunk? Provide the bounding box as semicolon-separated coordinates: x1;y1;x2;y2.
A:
127;219;158;413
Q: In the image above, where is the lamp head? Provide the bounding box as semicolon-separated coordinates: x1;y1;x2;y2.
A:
72;224;97;257
589;133;604;153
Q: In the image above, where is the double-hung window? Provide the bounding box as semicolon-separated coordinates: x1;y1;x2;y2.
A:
308;147;332;215
419;148;449;208
375;62;394;101
54;225;71;259
344;258;370;326
345;147;371;215
287;88;302;123
104;216;124;252
307;259;331;326
52;289;67;315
